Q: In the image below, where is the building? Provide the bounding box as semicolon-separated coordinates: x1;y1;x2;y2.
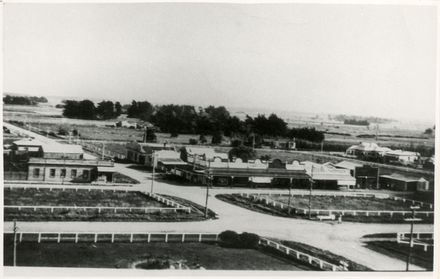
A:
301;161;356;190
155;150;187;172
27;142;115;183
383;150;420;166
346;142;391;161
126;141;175;166
170;158;310;187
379;173;429;192
332;160;363;176
180;146;229;163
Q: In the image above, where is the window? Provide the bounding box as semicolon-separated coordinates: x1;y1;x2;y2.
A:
82;170;89;179
49;169;56;178
71;169;77;178
60;169;66;178
33;168;40;178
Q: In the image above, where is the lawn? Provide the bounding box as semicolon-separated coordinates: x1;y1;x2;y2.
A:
364;241;433;270
4;188;212;222
264;195;432;211
4;188;163;207
3;238;309;270
216;194;434;223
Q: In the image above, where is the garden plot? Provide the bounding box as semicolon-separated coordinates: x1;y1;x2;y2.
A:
216;193;434;223
3;187;211;222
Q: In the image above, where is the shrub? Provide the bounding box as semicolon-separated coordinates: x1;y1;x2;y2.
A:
189;138;198;145
218;230;240;247
239;232;260;249
170;132;179;138
218;230;260;249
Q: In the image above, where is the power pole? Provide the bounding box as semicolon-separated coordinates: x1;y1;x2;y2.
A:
13;219;18;267
405;206;421;271
308;166;314;219
102;142;105;161
150;151;156;194
204;170;211;218
287;180;292;215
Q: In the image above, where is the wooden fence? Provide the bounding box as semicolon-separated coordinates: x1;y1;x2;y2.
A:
4;232;218;244
396;232;434;252
240;193;434;218
259;238;344;271
4;205;191;214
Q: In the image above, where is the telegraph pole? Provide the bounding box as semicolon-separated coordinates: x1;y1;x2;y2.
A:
150;151;156;194
13;219;18;267
287;180;292;215
308;166;314;219
405;206;421;271
204;170;211;218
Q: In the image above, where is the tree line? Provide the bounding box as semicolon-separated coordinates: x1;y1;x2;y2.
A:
3;95;48;105
62;99;325;143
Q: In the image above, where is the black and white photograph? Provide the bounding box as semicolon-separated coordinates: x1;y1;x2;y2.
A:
1;0;438;276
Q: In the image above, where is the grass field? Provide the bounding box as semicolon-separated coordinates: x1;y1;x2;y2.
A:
4;188;211;222
216;194;433;223
364;241;433;270
3;238;310;270
4;188;163;207
263;195;431;211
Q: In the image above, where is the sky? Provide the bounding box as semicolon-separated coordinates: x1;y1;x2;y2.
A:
3;2;438;122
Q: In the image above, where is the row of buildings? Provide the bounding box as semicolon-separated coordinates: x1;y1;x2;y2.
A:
346;142;421;166
125;141;432;192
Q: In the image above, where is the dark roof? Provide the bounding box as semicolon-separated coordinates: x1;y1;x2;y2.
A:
175;165;310;179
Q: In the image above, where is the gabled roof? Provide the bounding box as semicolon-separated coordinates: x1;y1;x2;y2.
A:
333;160;363;170
379;173;424;182
41;144;84;154
384;150;419;157
13;138;46;147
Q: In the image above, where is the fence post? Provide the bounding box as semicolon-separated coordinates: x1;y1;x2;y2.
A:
94;234;98;243
75;233;78;243
199;234;202;242
147;234;151;243
130;234;133;243
19;233;23;243
38;233;41;243
182;234;185;243
57;233;61;243
165;234;168;243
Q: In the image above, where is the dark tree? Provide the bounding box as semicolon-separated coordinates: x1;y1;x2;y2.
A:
78;100;97;119
114;102;122;116
228;145;256;162
96;100;115;120
211;131;223;144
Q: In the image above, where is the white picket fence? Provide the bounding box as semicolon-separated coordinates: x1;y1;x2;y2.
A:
392;196;433;210
258;238;345;271
239;193;434;218
396;232;434;252
5;231;218;244
4;205;191;214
